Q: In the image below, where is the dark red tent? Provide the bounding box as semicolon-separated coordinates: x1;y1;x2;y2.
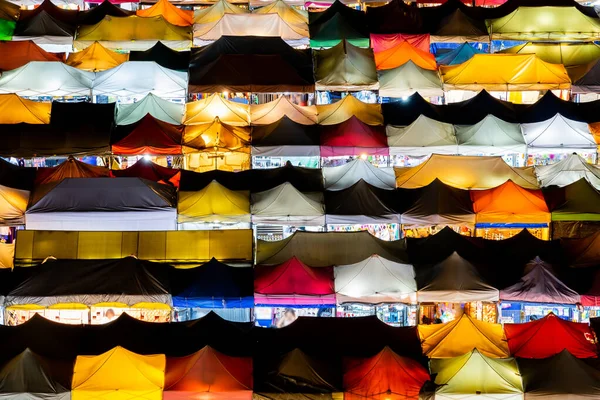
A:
0;41;64;71
320;116;388;156
34;156;110;186
111;159;180;188
111;114;183;155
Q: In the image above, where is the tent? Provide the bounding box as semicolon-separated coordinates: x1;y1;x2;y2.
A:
182;117;251;154
66;41;128;72
521;114;596;154
374;40;436;71
444;90;520;125
320;116;388;156
13;11;74;52
581;268;600;306
561;231;600;268
251;182;325;226
499;42;600;68
401;179;475;228
251;117;321;157
256;230;408;266
111;159;180;187
308;0;369;48
571;59;600;93
418;313;509;358
430;349;524;400
129;41;190;71
76;0;134;25
164;346;252;399
500;257;580;305
188;36;314;93
111;114;184;155
0;185;29;226
325;179;400;225
386;115;457;156
370;33;430;53
0;41;63;71
378;60;444;98
381;92;444;126
254;256;335;306
516;91;585;124
170;258;254;308
75;15;192;51
92;61;188;98
455;115;526;156
314;40;378;91
253;0;308;43
34;157;110;186
334;254;417;304
249;96;317;125
316;95;383;126
343;347;430;400
323;159;396;190
471;180;550;225
0;94;50;124
116;93;185;126
366;0;423;35
543;178;600;221
193;0;248;30
439;54;571;91
504;313;596;359
177;180;249;226
0;348;71;399
0;159;36;192
422;4;489;43
184;94;249;126
137;0;193;26
394;154;539;189
18;0;77;24
26;178;177;231
436;42;484;65
518;350;600;399
416;251;499;303
72;347;165;400
0;62;94;97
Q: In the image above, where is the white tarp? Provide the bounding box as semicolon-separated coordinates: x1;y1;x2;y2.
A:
25;210;177;231
251;182;325;225
0;62;94;97
456;115;527;156
378;60;443;98
115;93;185;126
521;113;597;154
535;153;600;189
387;115;457;156
334;254;417;304
323;159;396;190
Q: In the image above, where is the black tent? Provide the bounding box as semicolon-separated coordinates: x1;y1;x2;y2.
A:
18;0;78;24
366;0;423;34
308;0;368;48
572;59;600;94
0;158;36;191
111;159;180;185
407;226;485;265
381;93;445;126
129;41;190;71
252;117;321;147
420;0;488;37
76;1;134;26
0;124;94;158
14;10;75;37
516;91;583;123
443;90;519;124
482;0;599;20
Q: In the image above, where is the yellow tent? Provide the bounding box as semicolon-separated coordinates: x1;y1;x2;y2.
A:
250;95;317;125
418;314;509;358
183;117;251;152
184;94;250;126
0;94;50;124
72;346;165;400
316;95;383;126
137;0;193;27
178;180;250;223
439;54;571;91
193;0;248;24
499;42;600;67
185;152;251;172
0;184;29;226
66;42;128;72
394;154;540;190
253;0;308;37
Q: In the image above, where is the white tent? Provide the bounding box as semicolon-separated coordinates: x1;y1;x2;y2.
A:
250;96;317;125
323;159;396;190
387;115;457;156
456;115;526;156
378;60;443;98
0;185;29;226
115;93;185;126
251;182;325;226
334;254;417;304
417;251;499;303
521;114;597;154
0;62;94;97
92;61;188;99
534;153;600;189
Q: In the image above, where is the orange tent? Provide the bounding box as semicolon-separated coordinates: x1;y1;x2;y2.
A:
66;42;128;72
374;40;436;71
34;156;110;185
471;180;551;224
0;41;63;71
137;0;193;27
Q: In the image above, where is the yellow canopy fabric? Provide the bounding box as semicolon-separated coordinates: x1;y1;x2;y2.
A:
418;314;509;358
137;0;194;27
394;154;540;190
0;184;29;226
316;95;383;126
0;94;50;124
77;15;192;42
374;40;437;71
193;0;248;24
499;42;600;67
72;346;165;400
439;54;571;91
178;180;250;223
183;117;251;153
66;42;128;72
253;0;308;37
250;96;317;125
184;94;250;126
185;152;251;172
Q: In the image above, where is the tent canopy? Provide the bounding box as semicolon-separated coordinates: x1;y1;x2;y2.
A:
0;41;63;71
251;182;325;226
499;42;600;68
18;0;77;24
455;114;526;156
314;40;378;91
521;114;596;154
571;58;600;93
35;157;110;186
193;0;248;25
420;0;489;41
177;180;249;223
374;40;436;71
316;95;383;126
0;62;94;97
323;159;396;190
370;33;430;53
111;114;184;155
137;0;193;26
535;153;600;190
0;184;29;226
386;114;457;156
320;116;388;156
0;0;19;22
184;93;249;126
378;60;444;98
111;159;180;187
250;96;317;125
182;117;251;153
66;41;128;72
117;93;184;126
0;94;50;124
517;90;588;123
77;0;134;25
444;90;520;125
543;178;600;221
251;117;321;156
381;92;444;126
436;42;484;65
308;0;369;48
128;41;190;71
366;0;423;34
14;9;75;37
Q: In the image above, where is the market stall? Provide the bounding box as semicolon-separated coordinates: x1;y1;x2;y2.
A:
76;0;133;25
111;159;180;187
323;159;395;190
13;1;75;53
0;62;94;97
316;95;382;126
387;115;457;158
66;42;128;72
137;0;193;26
128;41;190;71
116;93;185;126
308;0;368;48
111;114;184;156
250;95;317;126
35;157;109;185
421;0;489;43
184;93;249;126
535;153;600;189
314;40;378;91
436;42;484;66
0;41;62;72
0;94;50;124
455;115;526;157
378;61;444;99
251;182;325;226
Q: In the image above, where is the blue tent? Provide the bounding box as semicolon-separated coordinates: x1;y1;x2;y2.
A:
436;42;484;65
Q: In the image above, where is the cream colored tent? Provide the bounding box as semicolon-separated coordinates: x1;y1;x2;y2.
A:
323;159;396;190
316;95;383;126
378;60;443;98
535;153;600;189
387;115;457;156
116;93;185;126
251;182;325;225
521;114;597;154
250;96;317;125
185;94;250;126
193;0;247;25
455;115;526;156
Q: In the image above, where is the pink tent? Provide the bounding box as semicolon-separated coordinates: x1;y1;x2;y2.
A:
370;34;431;53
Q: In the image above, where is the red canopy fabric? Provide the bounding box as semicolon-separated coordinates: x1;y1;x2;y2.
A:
0;41;64;72
504;313;597;359
343;346;430;400
111;159;180;188
112;114;183;155
320;116;388;157
35;156;110;186
370;34;431;54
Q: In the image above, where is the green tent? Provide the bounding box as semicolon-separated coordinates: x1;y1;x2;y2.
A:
544;178;600;221
499;42;600;67
308;0;369;48
313;40;377;91
0;19;15;41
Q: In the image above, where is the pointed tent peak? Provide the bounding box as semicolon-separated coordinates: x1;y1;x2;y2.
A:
137;0;194;26
310;0;364;22
19;0;78;23
275;348;340;392
66;41;128;72
34;157;110;186
323;158;396;191
193;0;248;24
185;94;250;126
374;39;437;71
0;347;70;394
111;158;180;186
316;95;383;126
436;42;484;66
254;0;308;22
0;41;64;72
77;0;134;25
0;93;51;124
183;117;251;151
250;96;317;126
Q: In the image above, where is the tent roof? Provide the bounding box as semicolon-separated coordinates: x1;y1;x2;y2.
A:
436;42;484;66
320;115;387;150
418;313;509;358
0;183;28;226
76;15;192;42
374;40;436;71
394;154;540;190
572;59;600;93
308;0;369;48
343;347;430;400
386;115;457;156
440;54;571;91
35;157;110;186
0;62;94;97
378;60;443;98
0;0;19;21
254;0;308;38
471;180;549;224
324;179;400;222
316;95;383;126
185;94;249;126
14;10;75;37
430;349;523;396
0;159;36;191
366;0;423;34
0;41;63;72
77;0;134;25
314;40;378;91
183;117;251;152
251;182;325;222
505;313;596;358
112;114;184;155
0;94;50;124
254;256;334;296
250;96;317;125
543;178;600;221
137;0;194;26
370;33;430;54
455;114;526;155
117;93;185;126
128;41;191;71
27;177;177;213
111;159;180;187
323;158;396;190
334;254;416;304
18;0;77;24
561;231;600;268
417;251;499;302
0;348;72;394
381;92;444;126
251;117;321;147
517;91;583;123
444;90;520;125
66;41;128;72
521;114;596;153
193;0;248;25
178;180;249;223
500;42;600;68
425;8;488;41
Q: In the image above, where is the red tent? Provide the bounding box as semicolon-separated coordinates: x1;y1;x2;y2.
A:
254;256;335;306
320;116;388;157
0;41;64;71
504;313;597;359
35;156;109;186
111;159;180;188
111;114;183;155
343;346;430;400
